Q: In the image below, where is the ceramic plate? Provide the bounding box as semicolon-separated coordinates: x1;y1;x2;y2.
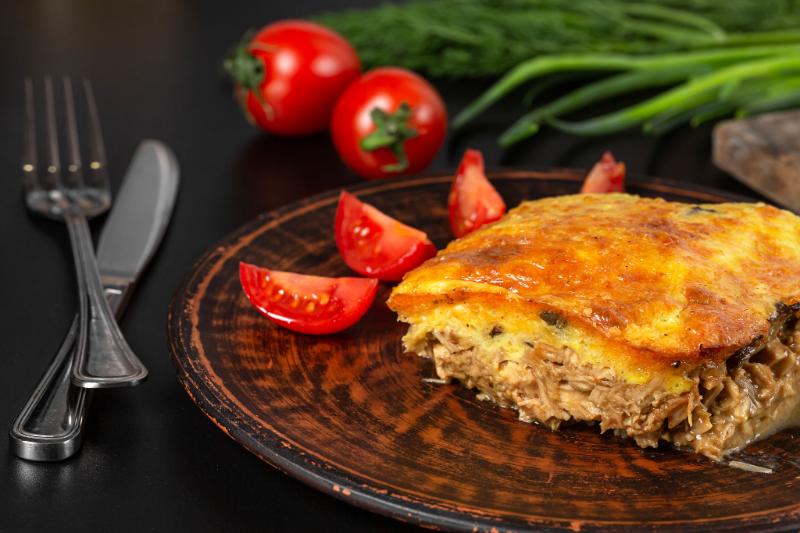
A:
168;170;800;531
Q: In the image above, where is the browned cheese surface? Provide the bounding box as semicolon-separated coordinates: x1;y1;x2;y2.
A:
390;193;800;372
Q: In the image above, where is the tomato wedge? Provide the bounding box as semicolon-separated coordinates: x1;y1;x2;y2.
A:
334;191;437;281
239;262;378;334
448;149;506;238
581;151;626;193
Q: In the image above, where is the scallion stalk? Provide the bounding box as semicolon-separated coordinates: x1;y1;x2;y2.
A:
500;65;712;146
548;55;800;135
454;44;800;130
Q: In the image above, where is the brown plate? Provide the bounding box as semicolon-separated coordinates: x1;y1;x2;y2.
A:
168;170;800;532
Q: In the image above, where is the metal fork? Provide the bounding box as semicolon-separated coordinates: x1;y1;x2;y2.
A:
22;77;147;388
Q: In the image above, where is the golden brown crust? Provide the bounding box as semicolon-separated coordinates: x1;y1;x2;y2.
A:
388;194;800;371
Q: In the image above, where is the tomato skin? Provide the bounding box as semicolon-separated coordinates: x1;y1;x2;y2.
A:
448;149;506;238
239;262;378;335
331;67;447;180
334;191;437;281
233;21;360;136
581;151;626;193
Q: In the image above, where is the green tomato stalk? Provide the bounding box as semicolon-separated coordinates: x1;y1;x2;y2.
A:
359;103;419;173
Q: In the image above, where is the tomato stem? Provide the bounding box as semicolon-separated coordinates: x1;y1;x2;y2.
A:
223;31;274;122
359;103;419;173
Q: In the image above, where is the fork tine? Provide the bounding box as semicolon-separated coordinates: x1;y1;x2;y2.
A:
43;76;62;191
62;76;84;190
81;79;109;192
22;78;38;193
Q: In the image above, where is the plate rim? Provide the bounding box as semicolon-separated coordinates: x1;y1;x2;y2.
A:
168;170;800;532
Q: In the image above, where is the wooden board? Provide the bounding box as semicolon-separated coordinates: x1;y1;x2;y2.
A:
714;110;800;213
167;170;800;532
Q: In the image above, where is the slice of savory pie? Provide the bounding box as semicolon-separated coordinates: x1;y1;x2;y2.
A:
387;193;800;459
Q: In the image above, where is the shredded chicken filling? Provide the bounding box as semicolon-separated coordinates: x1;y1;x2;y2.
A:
414;317;800;460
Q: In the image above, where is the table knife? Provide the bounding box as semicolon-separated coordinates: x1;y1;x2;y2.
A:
9;139;179;461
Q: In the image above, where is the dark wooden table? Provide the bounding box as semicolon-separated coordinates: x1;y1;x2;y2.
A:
0;1;762;531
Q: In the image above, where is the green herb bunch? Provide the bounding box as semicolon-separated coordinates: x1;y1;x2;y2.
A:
317;0;800;78
317;0;800;143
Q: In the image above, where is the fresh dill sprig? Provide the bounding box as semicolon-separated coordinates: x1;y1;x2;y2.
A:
315;0;800;78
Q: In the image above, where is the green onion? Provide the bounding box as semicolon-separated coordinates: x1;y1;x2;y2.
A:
454;44;800;129
615;3;727;41
547;55;800;136
739;79;800;115
500;65;713;146
689;102;734;127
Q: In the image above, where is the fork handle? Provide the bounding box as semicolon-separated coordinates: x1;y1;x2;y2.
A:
9;315;88;461
9;284;133;461
66;215;148;388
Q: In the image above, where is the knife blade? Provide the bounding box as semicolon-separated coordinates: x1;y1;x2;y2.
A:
9;139;179;461
97;139;180;302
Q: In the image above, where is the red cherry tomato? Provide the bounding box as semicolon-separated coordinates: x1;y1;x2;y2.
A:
239;262;378;335
331;67;447;180
581;151;626;193
224;21;360;135
448;149;506;238
334;191;436;281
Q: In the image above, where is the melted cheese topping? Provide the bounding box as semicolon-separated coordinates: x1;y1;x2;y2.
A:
388;194;800;388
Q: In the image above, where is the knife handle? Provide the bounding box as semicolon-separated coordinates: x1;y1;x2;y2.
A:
9;286;130;461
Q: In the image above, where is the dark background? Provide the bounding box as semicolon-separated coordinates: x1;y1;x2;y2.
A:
0;1;759;531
